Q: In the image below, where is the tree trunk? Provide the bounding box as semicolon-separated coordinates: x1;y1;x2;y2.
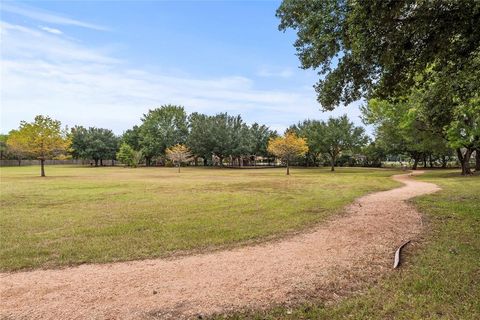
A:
429;154;434;168
330;156;335;172
457;148;473;175
94;159;99;167
178;164;181;173
100;159;103;166
476;149;480;171
194;156;198;166
40;159;45;177
286;160;290;175
423;155;427;168
219;156;223;167
18;158;21;166
412;156;419;170
441;156;447;168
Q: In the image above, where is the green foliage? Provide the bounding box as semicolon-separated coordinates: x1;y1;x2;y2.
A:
116;143;140;167
186;112;274;166
321;115;368;171
70;126;119;166
360;142;386;168
290;120;325;166
362;97;451;169
139;105;188;164
6;115;70;176
276;0;480;110
290;116;368;169
0;134;8;159
121;125;142;151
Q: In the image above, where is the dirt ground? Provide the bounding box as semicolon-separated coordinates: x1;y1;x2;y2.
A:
0;172;440;319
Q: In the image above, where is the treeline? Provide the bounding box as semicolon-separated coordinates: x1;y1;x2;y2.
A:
2;105;478;177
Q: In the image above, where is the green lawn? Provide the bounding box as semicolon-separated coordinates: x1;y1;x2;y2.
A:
215;170;480;320
0;165;400;271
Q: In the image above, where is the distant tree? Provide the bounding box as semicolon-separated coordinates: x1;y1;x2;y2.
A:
71;126;119;166
0;134;8;160
321;116;369;171
5;130;26;165
267;131;308;175
249;123;273;165
166;144;193;173
187;112;214;166
361;142;386;168
229;115;252;166
116;143;141;167
209;113;235;166
276;0;480;110
7;115;70;176
363;95;455;171
140;105;188;166
290;120;325;166
122;125;142;151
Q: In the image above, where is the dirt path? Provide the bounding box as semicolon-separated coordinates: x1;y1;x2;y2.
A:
0;172;439;320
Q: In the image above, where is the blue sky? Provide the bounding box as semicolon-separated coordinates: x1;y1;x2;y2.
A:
0;0;365;134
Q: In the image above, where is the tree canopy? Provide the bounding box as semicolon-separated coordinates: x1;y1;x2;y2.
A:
6;115;70;176
276;0;480;110
140;105;189;166
71;126;119;166
165;144;193;172
267;131;308;175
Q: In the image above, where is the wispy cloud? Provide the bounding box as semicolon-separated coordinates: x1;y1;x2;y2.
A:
1;3;108;31
257;66;294;78
0;21;365;135
39;26;63;35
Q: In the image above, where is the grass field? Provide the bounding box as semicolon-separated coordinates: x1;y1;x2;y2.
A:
0;165;400;271
216;170;480;320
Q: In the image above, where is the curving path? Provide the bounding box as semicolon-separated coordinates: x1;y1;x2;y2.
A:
0;171;440;319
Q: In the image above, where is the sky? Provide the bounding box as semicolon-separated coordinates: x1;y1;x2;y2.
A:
0;0;366;135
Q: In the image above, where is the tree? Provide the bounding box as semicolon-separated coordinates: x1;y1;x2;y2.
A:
116;143;142;168
249;123;273;165
267;131;308;175
363;99;447;170
71;126;119;166
228;115;252;166
321;116;368;171
0;134;7;160
165;144;193;173
276;0;480;110
187;113;214;166
209;113;235;166
5;130;27;165
140;105;188;166
290;120;325;166
446;99;480;175
122;125;142;151
6;115;70;176
361;142;386;168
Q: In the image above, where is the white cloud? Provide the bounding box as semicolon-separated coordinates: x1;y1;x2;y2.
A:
1;3;108;31
257;66;294;78
0;21;367;135
39;26;63;35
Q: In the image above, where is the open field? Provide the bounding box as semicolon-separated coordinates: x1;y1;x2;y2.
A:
0;166;400;271
216;170;480;319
